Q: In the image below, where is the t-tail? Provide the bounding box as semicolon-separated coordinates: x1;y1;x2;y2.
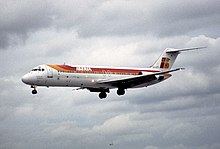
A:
151;47;206;70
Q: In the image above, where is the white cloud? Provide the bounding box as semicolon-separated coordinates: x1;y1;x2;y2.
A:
0;0;220;149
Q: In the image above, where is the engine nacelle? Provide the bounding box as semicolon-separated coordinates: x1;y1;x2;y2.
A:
139;71;152;75
157;75;165;81
156;73;172;81
140;71;170;82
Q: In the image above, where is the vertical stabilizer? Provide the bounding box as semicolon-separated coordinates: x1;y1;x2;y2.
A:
151;47;206;70
151;48;180;70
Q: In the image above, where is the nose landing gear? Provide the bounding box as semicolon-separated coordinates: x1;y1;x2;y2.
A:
32;89;37;94
31;86;37;95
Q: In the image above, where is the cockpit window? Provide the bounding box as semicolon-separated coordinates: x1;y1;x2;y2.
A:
32;69;45;71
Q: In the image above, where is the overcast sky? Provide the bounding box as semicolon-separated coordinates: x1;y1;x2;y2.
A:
0;0;220;149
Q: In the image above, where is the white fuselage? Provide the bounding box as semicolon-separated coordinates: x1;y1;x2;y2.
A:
22;64;168;89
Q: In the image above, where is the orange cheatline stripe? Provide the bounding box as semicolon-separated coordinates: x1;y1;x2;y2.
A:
47;64;161;74
47;64;69;72
57;65;75;70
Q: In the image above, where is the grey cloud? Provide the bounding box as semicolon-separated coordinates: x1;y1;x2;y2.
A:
1;0;219;49
51;0;220;37
1;34;220;149
0;0;53;49
1;1;220;149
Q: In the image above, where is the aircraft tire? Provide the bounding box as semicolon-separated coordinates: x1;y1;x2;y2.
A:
117;89;125;96
32;90;37;94
99;92;107;99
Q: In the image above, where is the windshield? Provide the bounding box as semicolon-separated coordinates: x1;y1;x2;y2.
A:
32;68;45;71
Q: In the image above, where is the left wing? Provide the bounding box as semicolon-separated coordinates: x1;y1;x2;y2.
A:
97;68;183;89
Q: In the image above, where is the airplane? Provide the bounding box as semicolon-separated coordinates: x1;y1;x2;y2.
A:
21;47;205;99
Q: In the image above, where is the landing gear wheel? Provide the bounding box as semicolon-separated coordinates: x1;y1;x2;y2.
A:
99;92;107;99
32;89;37;94
117;89;125;96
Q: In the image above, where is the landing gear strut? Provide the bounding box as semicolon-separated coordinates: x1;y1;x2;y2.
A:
31;86;37;95
99;92;107;99
117;88;125;96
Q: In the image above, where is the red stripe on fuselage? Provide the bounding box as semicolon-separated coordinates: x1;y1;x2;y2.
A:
57;65;76;71
48;64;160;74
91;68;158;73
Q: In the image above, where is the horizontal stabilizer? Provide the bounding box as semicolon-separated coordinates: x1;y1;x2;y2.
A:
166;47;207;53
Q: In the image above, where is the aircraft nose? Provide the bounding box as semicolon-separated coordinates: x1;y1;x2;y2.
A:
21;74;30;84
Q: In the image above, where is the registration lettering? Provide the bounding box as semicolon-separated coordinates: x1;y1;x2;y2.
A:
76;67;92;71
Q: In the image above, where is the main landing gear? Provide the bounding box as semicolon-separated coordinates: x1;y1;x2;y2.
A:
99;92;107;99
117;88;125;96
98;88;126;99
31;86;37;95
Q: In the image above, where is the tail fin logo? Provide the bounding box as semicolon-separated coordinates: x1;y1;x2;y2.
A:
160;57;170;69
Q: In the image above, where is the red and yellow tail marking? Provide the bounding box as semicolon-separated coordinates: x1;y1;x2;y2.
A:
160;57;170;69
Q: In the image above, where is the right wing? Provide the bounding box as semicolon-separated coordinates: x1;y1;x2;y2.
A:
97;68;183;89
